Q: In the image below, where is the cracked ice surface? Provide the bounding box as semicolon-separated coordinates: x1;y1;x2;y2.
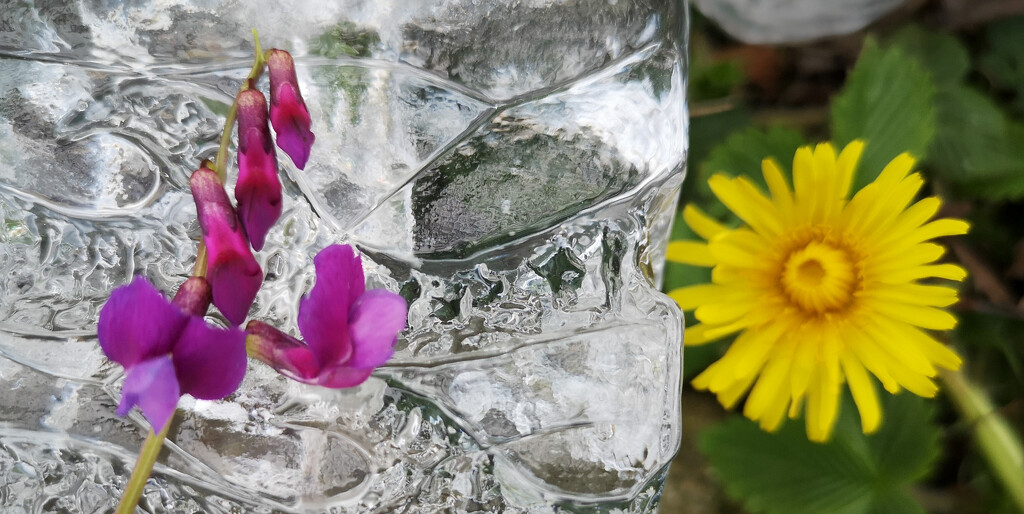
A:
0;0;686;511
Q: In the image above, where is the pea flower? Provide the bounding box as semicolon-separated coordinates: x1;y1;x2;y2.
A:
668;141;968;442
191;164;263;325
235;89;282;252
267;49;315;170
98;276;247;431
246;244;407;387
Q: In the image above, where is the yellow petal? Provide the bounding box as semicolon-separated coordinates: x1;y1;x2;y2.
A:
744;339;797;420
761;158;793;208
864;283;960;307
875;302;958;331
707;229;773;269
835;140;865;199
708;175;785;237
882;263;968;283
730;317;790;380
908;218;971;242
805;367;842;442
812;142;843;222
867;243;946;274
669;284;726;310
683;323;728;346
875;152;917;188
717;371;759;409
880;318;963;371
840;349;882;434
683;204;726;241
874;197;942;246
695;300;755;325
845;326;902;394
860;318;938;377
703;318;752;341
666;240;716;267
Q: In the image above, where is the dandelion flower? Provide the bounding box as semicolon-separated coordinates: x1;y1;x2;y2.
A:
669;141;968;442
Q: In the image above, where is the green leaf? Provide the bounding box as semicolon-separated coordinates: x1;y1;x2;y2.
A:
980;16;1024;113
880;25;1024;201
887;26;969;87
688;107;752;177
701;125;806;187
831;38;937;188
929;86;1024;179
929;86;1024;200
699;393;939;514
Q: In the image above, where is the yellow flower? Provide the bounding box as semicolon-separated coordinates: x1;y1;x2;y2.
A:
670;141;968;442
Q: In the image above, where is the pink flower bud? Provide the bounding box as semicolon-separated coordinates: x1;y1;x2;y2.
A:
171;276;213;317
190;165;263;325
235;89;282;251
245;320;319;381
267;49;315;170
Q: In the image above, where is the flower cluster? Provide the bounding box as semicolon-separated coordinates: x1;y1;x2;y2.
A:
97;48;406;433
668;141;967;442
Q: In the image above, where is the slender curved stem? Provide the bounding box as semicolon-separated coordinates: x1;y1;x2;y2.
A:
940;369;1024;512
214;29;267;183
115;29;269;513
115;422;171;514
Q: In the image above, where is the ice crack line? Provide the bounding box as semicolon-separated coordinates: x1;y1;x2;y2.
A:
339;42;663;235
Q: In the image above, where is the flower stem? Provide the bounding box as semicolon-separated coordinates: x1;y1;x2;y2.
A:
940;368;1024;511
213;29;267;183
115;422;172;514
116;30;268;513
193;29;266;280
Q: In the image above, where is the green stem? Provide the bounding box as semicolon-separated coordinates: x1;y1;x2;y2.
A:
115;29;268;513
940;369;1024;511
115;422;172;514
213;29;267;183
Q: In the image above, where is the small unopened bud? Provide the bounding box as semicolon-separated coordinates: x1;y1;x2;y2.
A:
190;165;262;325
172;276;213;317
245;320;318;380
235;89;282;252
267;49;315;170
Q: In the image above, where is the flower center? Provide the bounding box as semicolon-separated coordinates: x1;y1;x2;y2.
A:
781;240;857;314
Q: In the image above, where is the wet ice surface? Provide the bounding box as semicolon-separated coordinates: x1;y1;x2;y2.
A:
0;1;686;512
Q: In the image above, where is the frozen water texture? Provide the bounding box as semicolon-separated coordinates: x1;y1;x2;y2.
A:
0;0;686;512
694;0;910;43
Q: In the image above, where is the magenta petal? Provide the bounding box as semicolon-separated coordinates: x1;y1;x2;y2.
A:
347;290;407;369
207;255;262;326
314;244;366;307
191;166;263;325
236;90;282;251
297;245;365;367
236;128;282;251
98;277;188;369
270;85;315;170
171;317;247;401
117;356;180;432
316;366;373;389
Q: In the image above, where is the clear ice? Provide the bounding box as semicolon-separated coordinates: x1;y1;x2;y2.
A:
0;1;687;512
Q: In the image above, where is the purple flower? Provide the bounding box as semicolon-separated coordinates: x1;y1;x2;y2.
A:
98;277;247;431
267;49;315;170
235;89;282;252
246;244;407;388
190;164;263;325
